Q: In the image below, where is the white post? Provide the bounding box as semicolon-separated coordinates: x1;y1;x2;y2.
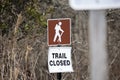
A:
89;10;108;80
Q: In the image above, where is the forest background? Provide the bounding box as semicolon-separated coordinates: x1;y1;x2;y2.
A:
0;0;120;80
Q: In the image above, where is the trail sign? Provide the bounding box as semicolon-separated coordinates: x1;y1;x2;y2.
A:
47;18;71;46
48;47;73;73
69;0;120;10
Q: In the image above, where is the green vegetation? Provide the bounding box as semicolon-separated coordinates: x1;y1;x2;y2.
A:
0;0;54;36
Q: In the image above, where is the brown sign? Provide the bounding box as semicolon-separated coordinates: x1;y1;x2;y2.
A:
47;18;71;46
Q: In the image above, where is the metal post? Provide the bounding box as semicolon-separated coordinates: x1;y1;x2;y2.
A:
57;73;62;80
57;45;62;80
89;10;108;80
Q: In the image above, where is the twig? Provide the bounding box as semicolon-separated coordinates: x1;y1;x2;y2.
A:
109;52;119;68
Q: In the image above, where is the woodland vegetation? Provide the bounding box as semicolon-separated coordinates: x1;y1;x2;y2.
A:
0;0;120;80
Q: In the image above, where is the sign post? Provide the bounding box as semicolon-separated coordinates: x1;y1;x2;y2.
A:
47;18;72;80
89;10;108;80
69;0;120;80
57;73;61;80
57;45;61;80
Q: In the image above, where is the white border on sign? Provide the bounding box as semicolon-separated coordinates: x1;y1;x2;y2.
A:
47;18;71;46
69;0;120;10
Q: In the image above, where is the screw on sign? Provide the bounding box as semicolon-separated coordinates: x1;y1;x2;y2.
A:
47;18;71;46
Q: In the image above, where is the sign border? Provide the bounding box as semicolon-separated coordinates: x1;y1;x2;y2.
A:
47;18;71;46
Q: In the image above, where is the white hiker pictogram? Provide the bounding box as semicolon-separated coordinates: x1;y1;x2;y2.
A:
53;22;64;42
